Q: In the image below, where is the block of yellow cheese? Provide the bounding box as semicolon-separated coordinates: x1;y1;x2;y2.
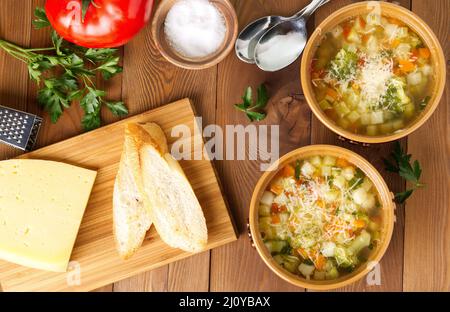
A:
0;159;96;272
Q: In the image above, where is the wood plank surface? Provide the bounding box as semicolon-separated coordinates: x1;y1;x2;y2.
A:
0;0;448;292
404;0;450;291
210;0;313;292
0;99;236;291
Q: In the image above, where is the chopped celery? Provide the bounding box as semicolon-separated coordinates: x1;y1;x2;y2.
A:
337;117;350;129
273;255;300;274
258;204;271;217
347;111;360;123
260;191;274;206
265;240;289;254
322;165;332;177
334;101;351;117
299;262;315;277
323;155;336;166
360;113;372;125
348;230;371;254
319;99;332;110
342;166;355;181
334;247;355;268
309;155;322;167
371;111;384;124
366;125;378;136
326;267;339;279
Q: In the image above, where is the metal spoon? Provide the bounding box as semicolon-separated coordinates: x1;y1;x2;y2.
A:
234;0;328;64
254;0;329;72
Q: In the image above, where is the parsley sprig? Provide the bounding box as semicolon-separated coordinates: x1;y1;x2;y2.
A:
0;7;127;131
383;142;425;203
234;84;269;122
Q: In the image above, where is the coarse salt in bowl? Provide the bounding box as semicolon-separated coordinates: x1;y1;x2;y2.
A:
151;0;239;70
164;0;226;59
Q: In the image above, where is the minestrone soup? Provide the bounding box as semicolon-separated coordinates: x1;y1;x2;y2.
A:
259;155;382;280
311;14;432;136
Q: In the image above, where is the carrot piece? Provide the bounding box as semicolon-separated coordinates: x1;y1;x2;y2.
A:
391;39;400;48
270;183;283;195
297;248;308;258
342;23;352;39
282;165;295;177
316;199;325;209
354;219;367;229
388;17;404;26
336;158;350;167
271;214;280;224
419;47;430;59
271;203;287;213
315;255;326;271
398;59;415;73
358;16;366;28
326;88;339;100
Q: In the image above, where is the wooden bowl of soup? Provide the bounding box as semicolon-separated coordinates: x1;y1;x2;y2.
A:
300;2;446;143
249;145;395;290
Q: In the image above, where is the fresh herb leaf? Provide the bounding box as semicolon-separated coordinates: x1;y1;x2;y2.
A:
96;56;123;80
419;96;430;110
242;86;252;108
106;101;128;116
0;9;127;131
51;31;64;56
32;7;50;29
245;111;266;122
82;112;101;131
85;48;118;62
295;160;301;181
234;84;270;122
349;168;365;188
255;84;269;109
383;141;425;203
394;189;414;204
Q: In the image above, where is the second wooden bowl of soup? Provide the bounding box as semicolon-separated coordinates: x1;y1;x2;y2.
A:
300;2;446;143
249;145;395;290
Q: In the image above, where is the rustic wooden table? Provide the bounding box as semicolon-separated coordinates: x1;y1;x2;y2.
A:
0;0;448;292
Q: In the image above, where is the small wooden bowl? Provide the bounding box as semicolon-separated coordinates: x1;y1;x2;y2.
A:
300;2;446;144
249;145;395;290
151;0;238;70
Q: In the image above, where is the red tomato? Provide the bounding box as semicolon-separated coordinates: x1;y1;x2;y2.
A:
45;0;154;48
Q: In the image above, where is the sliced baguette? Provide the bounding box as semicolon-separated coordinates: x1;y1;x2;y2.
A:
113;124;152;259
128;122;208;252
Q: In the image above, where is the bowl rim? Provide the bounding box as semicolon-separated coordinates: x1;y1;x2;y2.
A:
249;144;395;290
300;1;446;144
151;0;239;70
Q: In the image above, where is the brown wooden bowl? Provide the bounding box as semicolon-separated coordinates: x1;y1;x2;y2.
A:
249;145;395;290
300;2;446;144
151;0;238;70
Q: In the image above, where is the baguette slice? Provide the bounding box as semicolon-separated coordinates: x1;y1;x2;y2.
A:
128;122;208;252
113;124;152;259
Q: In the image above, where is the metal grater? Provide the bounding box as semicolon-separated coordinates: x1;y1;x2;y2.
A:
0;105;43;151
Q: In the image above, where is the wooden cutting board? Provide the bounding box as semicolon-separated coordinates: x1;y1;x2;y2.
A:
0;98;237;292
